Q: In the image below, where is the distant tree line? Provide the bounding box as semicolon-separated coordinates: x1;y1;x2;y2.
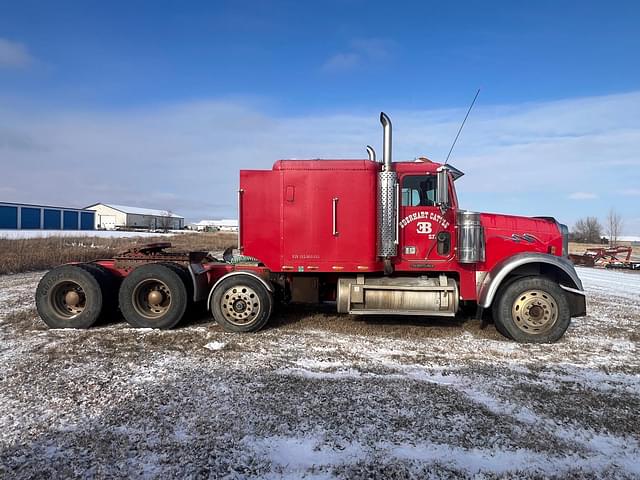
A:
571;209;624;245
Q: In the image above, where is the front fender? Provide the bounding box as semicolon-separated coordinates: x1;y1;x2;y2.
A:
478;253;586;316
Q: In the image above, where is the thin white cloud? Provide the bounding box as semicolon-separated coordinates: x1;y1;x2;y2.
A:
1;90;639;232
568;192;598;200
322;38;394;72
322;52;360;72
350;38;393;61
0;38;34;68
620;188;640;196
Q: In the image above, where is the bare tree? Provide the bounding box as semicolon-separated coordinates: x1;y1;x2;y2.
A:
572;216;603;244
605;208;624;246
158;210;174;233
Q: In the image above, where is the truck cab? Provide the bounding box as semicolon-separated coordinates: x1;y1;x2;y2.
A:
233;112;586;342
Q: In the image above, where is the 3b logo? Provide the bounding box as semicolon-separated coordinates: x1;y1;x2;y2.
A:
416;222;432;234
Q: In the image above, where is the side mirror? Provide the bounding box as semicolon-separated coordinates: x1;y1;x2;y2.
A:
436;168;449;208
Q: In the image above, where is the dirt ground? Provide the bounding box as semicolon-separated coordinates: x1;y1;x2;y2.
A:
0;267;639;479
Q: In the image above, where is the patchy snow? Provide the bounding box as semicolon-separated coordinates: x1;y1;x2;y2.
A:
0;266;639;478
0;271;43;321
204;341;226;351
0;229;176;239
577;266;640;302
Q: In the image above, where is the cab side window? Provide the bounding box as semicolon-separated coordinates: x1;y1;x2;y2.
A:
401;175;436;207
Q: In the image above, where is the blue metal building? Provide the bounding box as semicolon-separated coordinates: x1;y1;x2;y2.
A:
0;202;95;230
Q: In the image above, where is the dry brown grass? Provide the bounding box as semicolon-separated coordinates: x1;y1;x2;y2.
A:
163;231;236;251
0;232;237;275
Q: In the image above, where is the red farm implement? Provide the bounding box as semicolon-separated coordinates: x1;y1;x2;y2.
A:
569;246;640;270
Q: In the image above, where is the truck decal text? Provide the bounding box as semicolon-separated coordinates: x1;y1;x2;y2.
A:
399;211;450;230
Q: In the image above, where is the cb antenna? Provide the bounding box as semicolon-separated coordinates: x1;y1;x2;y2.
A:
444;88;480;165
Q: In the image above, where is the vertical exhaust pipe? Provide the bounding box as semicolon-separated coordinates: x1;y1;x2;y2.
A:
376;112;398;260
380;112;392;171
366;145;376;162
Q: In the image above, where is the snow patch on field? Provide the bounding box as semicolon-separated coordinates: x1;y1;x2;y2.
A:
0;266;639;477
204;341;226;351
0;271;42;321
577;266;640;302
0;229;177;239
248;436;366;471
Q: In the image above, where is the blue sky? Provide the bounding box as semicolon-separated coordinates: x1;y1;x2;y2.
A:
1;1;639;233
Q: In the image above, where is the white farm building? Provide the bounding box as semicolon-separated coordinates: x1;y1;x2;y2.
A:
86;203;184;230
192;219;238;232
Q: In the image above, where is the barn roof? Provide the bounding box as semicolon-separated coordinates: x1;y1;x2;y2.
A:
85;203;184;218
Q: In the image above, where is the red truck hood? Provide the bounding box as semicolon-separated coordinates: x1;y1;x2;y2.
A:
481;213;559;235
479;212;563;265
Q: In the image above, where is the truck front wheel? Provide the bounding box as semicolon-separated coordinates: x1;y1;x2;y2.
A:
492;276;571;343
210;275;273;332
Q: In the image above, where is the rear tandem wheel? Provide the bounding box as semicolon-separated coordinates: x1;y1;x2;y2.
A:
36;264;105;329
118;263;189;329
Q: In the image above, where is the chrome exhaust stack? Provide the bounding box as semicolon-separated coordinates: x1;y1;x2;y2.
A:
366;145;376;162
380;112;392;171
376;112;398;258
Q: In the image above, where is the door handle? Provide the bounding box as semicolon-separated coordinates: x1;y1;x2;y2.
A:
332;197;339;236
237;189;244;250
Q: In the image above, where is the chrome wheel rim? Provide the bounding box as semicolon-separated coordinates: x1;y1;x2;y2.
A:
132;278;172;319
512;289;558;334
220;285;260;326
51;281;86;319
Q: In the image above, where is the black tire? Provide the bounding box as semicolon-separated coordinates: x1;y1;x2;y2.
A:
35;265;103;329
78;263;121;321
159;262;193;302
492;276;571;343
119;263;188;329
493;312;513;339
490;283;513;340
160;262;197;320
210;275;273;332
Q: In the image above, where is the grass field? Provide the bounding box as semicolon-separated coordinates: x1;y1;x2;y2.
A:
0;232;237;275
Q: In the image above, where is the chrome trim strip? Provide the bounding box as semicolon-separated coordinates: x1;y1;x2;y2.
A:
559;284;587;296
478;253;584;308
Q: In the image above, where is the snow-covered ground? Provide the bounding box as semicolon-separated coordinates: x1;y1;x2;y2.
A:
0;230;179;239
0;267;638;478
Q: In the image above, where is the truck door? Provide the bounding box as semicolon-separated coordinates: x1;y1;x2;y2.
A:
399;174;455;263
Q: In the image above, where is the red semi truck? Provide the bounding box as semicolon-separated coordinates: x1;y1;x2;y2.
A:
36;113;586;343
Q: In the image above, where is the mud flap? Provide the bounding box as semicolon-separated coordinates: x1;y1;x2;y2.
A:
560;284;587;317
